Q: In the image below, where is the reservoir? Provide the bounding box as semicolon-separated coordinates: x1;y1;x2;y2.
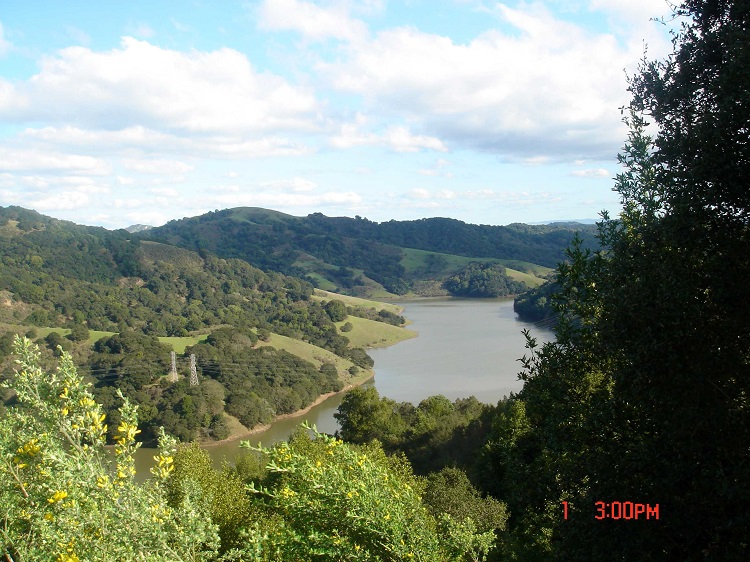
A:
134;297;554;472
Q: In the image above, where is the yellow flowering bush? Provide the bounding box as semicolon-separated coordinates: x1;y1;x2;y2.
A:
0;337;219;561
240;423;495;561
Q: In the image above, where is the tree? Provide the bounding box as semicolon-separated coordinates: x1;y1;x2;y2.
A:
324;299;348;322
67;323;90;342
335;386;406;447
483;1;750;559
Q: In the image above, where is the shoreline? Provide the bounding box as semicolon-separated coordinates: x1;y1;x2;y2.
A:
197;292;426;447
199;370;375;447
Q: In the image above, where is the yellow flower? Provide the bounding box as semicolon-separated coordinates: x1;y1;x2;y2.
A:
279;486;296;498
16;438;41;457
48;490;68;504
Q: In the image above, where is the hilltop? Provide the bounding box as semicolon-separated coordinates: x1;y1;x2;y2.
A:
139;206;595;297
0;206;411;444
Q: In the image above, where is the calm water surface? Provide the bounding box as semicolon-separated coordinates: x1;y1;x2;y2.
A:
134;297;553;474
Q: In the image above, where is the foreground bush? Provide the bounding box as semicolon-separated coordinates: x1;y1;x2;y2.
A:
2;337;496;561
0;337;219;561
238;425;496;561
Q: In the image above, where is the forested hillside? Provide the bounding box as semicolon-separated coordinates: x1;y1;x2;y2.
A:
0;206;398;443
141;207;586;296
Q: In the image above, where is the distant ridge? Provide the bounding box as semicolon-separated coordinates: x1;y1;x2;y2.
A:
138;206;597;297
529;218;598;225
124;224;153;233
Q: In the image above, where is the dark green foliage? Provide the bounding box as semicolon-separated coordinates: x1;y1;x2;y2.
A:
335;387;407;448
0;332;17;362
346;305;405;326
443;262;527;298
43;331;71;356
423;467;508;538
138;206;594;296
513;280;558;324
167;444;257;553
91;331;171;388
340;321;353;332
324;299;348;322
66;323;90;342
480;3;750;559
188;331;342;428
345;346;374;369
377;308;406;325
0;207;377;443
336;387;496;475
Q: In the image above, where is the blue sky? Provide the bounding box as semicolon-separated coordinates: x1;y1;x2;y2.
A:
0;1;674;229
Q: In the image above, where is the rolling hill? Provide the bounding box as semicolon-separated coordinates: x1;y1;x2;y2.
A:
140;207;593;297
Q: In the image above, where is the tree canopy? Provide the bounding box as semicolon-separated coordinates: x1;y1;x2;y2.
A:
479;1;750;558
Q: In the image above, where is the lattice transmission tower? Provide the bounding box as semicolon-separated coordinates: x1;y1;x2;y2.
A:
167;351;178;382
189;354;198;386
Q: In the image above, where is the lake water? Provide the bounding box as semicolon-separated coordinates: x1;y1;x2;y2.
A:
134;297;554;474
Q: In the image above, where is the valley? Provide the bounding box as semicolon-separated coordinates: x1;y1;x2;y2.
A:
0;204;574;447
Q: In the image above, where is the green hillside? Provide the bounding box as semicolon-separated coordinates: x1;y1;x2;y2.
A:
0;205;413;445
141;207;591;297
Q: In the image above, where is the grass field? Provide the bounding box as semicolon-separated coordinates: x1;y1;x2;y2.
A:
158;335;209;354
337;316;416;349
400;248;552;288
88;330;116;345
266;332;357;371
313;289;405;315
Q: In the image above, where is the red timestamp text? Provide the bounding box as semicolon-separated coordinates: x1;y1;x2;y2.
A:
561;501;660;520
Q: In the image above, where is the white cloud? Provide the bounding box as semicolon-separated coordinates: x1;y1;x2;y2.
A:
114;198;144;209
128;23;155;39
385;126;447;153
258;0;368;42
150;187;179;197
572;168;610;178
319;4;641;159
2;37;319;135
261;177;318;192
212;189;361;209
75;183;110;194
122;158;193;175
0;149;109;174
332;116;446;153
405;188;456;203
20;125;312;160
124;210;171;226
409;188;430;200
32;191;90;210
419;158;454;177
